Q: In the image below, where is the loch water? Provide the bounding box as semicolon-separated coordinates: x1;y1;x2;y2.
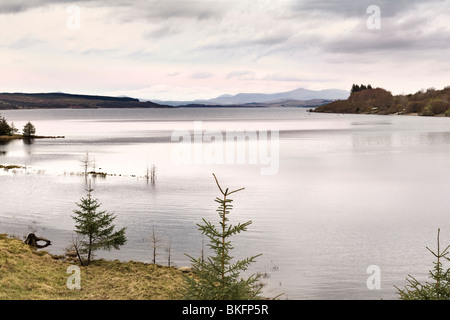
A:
2;107;450;299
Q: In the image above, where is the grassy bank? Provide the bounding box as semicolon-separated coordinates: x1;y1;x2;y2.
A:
0;165;24;170
0;234;187;300
0;134;65;141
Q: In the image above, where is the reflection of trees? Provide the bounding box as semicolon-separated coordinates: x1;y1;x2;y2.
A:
352;133;393;149
23;138;35;145
422;132;450;145
353;131;450;149
0;139;11;146
0;138;34;155
0;138;13;155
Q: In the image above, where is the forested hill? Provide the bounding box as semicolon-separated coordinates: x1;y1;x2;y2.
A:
0;92;171;110
313;85;450;116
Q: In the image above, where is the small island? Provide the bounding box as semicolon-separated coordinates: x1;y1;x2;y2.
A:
313;84;450;117
0;116;64;141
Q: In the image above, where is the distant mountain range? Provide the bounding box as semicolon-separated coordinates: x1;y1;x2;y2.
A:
153;88;350;106
0;88;349;110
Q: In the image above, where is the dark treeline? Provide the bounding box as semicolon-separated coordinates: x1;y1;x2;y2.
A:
0;116;14;136
0;92;171;110
350;84;373;94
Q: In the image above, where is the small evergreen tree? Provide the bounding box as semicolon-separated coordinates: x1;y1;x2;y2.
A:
23;121;36;137
182;174;262;300
396;229;450;300
71;184;127;266
0;116;12;136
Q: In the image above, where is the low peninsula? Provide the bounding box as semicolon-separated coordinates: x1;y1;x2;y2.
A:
313;84;450;117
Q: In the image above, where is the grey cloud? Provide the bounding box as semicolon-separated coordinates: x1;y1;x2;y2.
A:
10;36;44;49
4;0;449;70
191;71;214;79
319;12;450;56
200;34;290;52
291;0;446;18
0;0;93;14
323;32;450;57
226;71;255;80
254;1;450;62
0;0;230;22
108;0;229;23
2;0;444;22
252;34;291;46
144;1;228;20
81;48;117;56
263;74;323;82
143;25;180;39
0;3;26;13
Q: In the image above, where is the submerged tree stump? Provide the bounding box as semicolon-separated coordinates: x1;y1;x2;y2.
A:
24;233;52;248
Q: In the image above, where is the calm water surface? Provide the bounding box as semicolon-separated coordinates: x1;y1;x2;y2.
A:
2;107;450;299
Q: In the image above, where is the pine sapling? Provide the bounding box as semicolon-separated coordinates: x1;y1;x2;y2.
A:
71;184;127;266
182;174;262;300
396;228;450;300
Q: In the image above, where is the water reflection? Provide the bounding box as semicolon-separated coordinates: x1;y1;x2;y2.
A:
352;133;393;149
0;139;14;156
352;131;450;151
3;108;450;300
351;121;392;126
420;131;450;145
0;139;34;157
22;138;34;145
0;140;12;146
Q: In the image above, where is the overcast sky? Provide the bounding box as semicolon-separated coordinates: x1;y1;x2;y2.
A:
0;0;449;100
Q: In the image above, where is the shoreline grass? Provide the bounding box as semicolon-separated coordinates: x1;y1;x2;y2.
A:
0;234;187;300
0;165;24;170
0;134;65;141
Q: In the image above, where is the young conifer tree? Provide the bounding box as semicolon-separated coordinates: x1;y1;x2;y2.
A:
0;116;12;136
396;229;450;300
72;183;127;266
182;174;262;300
